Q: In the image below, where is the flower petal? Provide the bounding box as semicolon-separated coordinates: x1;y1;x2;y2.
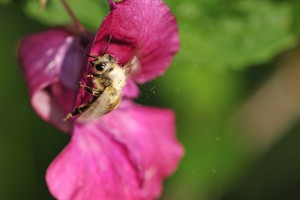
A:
46;123;141;200
89;0;180;83
122;78;140;99
99;101;184;199
46;100;183;200
18;28;85;132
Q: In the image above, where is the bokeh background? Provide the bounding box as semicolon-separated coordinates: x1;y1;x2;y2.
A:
0;0;299;199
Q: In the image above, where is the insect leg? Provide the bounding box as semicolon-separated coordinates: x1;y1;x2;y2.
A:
63;103;91;121
87;74;102;78
63;87;104;121
79;81;103;96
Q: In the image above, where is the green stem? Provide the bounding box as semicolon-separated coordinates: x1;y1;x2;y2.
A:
61;0;85;33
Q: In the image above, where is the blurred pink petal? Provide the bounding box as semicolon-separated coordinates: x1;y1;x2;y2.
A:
46;101;183;200
18;28;84;132
89;0;180;83
122;78;140;99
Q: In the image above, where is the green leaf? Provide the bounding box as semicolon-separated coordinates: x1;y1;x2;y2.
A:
166;0;297;70
23;0;109;30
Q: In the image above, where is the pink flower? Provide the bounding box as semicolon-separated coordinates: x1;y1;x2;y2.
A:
18;0;183;199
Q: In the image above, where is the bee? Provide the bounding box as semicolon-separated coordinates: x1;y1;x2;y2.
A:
64;37;126;123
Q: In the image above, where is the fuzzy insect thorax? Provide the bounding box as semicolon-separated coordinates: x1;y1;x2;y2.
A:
64;53;126;122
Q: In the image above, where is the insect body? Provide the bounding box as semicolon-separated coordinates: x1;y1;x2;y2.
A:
64;53;126;123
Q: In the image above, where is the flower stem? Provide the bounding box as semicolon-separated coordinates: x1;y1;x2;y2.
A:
60;0;85;33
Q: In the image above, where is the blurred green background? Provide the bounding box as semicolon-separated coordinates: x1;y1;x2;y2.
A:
0;0;299;200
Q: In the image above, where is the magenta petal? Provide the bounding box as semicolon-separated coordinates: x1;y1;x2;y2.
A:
46;101;183;200
122;78;140;98
99;101;184;199
46;123;141;200
89;0;180;83
18;28;85;132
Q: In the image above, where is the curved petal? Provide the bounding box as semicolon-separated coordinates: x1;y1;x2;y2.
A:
89;0;180;83
18;28;85;132
99;101;184;199
46;100;183;200
46;123;141;200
